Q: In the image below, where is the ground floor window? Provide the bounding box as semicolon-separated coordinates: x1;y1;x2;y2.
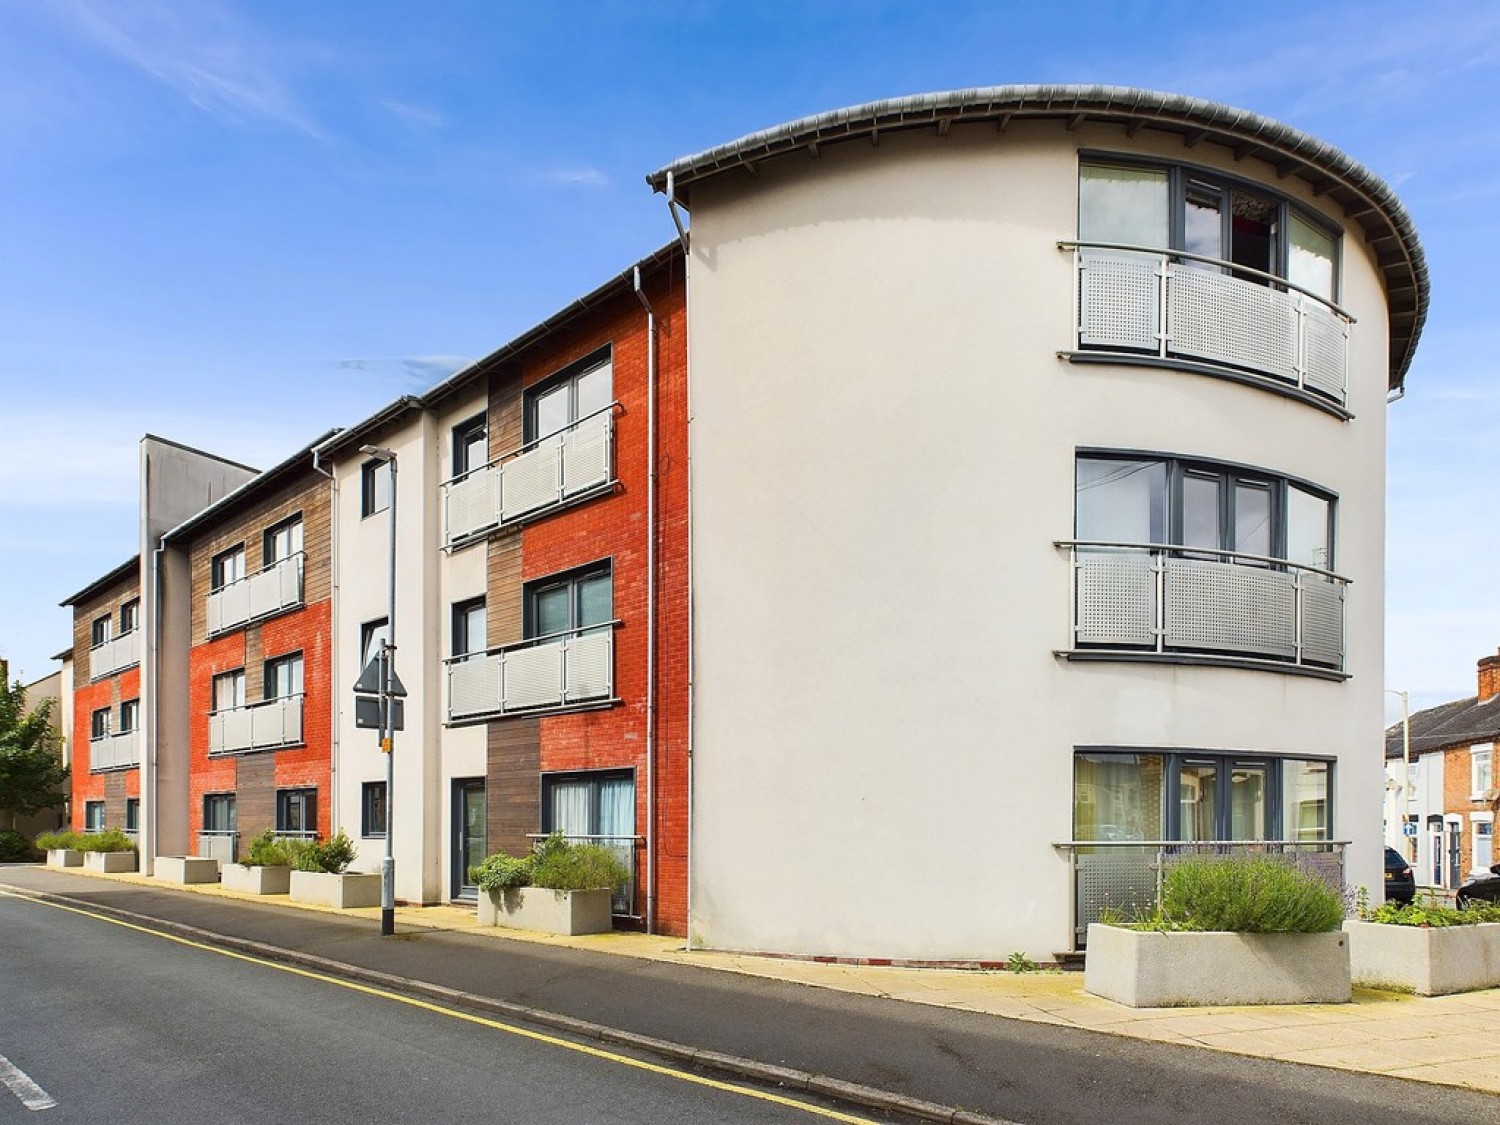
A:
1073;751;1333;842
1474;817;1494;874
362;781;387;838
542;769;635;916
204;793;236;835
276;788;317;838
84;801;105;831
125;798;139;833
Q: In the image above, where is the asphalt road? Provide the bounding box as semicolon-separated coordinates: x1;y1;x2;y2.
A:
3;869;1498;1125
0;892;903;1125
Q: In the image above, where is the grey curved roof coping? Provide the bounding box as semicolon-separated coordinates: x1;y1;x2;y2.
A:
647;85;1427;389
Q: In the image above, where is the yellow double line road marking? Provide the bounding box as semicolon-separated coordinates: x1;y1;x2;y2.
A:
2;891;880;1123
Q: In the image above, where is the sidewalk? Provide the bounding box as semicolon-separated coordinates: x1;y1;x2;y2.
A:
7;864;1500;1100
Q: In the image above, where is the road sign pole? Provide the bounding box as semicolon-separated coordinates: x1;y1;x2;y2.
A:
381;453;398;937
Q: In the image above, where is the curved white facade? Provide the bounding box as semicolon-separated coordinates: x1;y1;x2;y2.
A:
682;115;1401;960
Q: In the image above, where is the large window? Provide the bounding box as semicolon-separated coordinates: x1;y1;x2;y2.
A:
1076;454;1333;569
526;355;612;443
203;793;236;835
361;459;392;517
453;414;488;477
542;770;635;839
526;563;612;640
211;545;246;591
276;788;317;837
264;516;303;565
1074;751;1332;843
1079;159;1338;301
264;653;304;700
212;669;247;713
362;781;388;838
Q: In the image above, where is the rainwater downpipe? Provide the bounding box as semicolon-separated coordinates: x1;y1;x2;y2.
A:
633;265;659;934
146;542;164;877
311;447;339;835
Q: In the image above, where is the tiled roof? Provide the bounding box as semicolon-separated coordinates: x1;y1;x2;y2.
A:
1385;693;1500;758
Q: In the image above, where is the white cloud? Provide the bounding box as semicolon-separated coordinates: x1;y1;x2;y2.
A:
528;165;610;188
54;0;320;136
378;96;445;129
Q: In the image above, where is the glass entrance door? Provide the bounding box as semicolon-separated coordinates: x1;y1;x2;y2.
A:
453;779;486;901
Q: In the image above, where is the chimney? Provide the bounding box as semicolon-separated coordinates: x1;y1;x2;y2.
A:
1479;649;1500;702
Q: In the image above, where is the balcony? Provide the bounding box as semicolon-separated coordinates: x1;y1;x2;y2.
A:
208;552;304;637
1059;541;1347;676
90;629;140;681
443;408;615;549
89;730;140;772
446;624;616;723
209;694;304;756
1064;243;1352;409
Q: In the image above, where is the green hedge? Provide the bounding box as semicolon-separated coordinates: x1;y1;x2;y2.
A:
471;832;629;894
1155;856;1344;934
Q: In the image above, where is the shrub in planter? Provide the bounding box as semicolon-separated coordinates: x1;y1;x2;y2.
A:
241;828;299;868
1156;855;1344;933
291;829;356;874
36;830;84;852
472;851;534;892
0;829;40;862
473;834;628;935
1346;893;1500;995
78;828;136;855
530;835;629;893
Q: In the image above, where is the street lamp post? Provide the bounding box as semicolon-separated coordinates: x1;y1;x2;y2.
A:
361;444;398;937
1386;688;1412;862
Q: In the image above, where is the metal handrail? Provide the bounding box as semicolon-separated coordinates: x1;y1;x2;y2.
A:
442;620;622;665
1054;539;1347;584
209;691;306;717
441;401;621;488
1058;240;1354;322
1054;838;1350;849
209;549;305;595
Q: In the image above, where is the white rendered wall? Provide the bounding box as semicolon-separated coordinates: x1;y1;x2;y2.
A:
685;121;1391;960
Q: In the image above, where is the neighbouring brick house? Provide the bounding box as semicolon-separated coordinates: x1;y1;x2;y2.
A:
161;435;338;863
61;557;143;836
1385;651;1500;889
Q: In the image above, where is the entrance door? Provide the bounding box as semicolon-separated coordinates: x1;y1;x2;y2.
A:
453;779;486;901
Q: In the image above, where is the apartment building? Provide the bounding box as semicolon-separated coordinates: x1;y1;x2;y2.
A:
157;436;338;863
1385;652;1500;890
313;246;688;931
648;85;1426;959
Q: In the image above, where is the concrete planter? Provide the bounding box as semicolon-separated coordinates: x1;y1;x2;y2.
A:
154;856;220;885
477;886;613;935
46;849;83;868
221;863;292;895
288;870;381;909
1084;923;1350;1007
1345;920;1500;996
83;850;138;874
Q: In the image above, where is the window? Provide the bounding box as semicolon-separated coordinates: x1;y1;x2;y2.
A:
526;563;612;640
1072;751;1332;843
212;669;246;713
361;459;392;517
264;516;304;565
543;770;635;838
120;599;140;634
453;414;488;477
1076;454;1333;569
360;618;390;669
362;781;388;838
264;653;304;700
1473;744;1494;800
1079;159;1338;301
452;597;486;659
84;801;105;831
203;793;236;835
125;798;139;833
1475;819;1494;873
276;788;317;837
211;545;246;591
525;355;612;443
119;699;139;734
91;614;111;647
90;707;110;740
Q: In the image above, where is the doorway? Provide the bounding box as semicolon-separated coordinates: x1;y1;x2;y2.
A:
452;779;486;901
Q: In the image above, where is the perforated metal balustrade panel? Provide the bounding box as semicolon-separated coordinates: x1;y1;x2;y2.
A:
1169;268;1298;382
1300;579;1345;668
1301;302;1348;401
1078;252;1159;352
1165;557;1296;658
1076;552;1156;647
1075;851;1157;942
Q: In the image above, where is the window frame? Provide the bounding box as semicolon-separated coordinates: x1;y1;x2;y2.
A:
275;787;318;837
1472;744;1494;801
523;349;613;445
120;599;140;634
210;544;247;592
263;515;304;566
119;698;139;734
540;768;636;837
264;652;305;701
452;597;487;659
361;459;392;518
211;668;247;714
452;413;489;478
91;614;111;647
84;801;105;831
523;560;613;641
90;707;111;741
125;798;140;833
203;792;237;835
1078;152;1343;301
361;780;388;838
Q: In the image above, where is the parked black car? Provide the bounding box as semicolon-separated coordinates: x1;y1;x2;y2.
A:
1457;862;1500;908
1384;846;1416;905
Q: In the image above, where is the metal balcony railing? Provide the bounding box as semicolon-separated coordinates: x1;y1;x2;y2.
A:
198;830;239;864
1054;839;1348;947
208;694;305;756
1058;540;1347;672
446;623;616;723
527;832;641;917
1062;242;1352;405
90;629;140;681
89;729;140;772
207;552;305;637
442;406;616;548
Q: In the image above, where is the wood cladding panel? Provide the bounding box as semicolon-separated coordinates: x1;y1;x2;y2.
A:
234;752;277;838
104;772;127;826
486;717;539;857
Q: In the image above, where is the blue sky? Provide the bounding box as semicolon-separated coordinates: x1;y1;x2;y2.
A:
0;1;1495;718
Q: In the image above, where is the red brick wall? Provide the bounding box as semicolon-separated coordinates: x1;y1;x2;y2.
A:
500;258;689;934
69;571;142;828
1478;652;1500;703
